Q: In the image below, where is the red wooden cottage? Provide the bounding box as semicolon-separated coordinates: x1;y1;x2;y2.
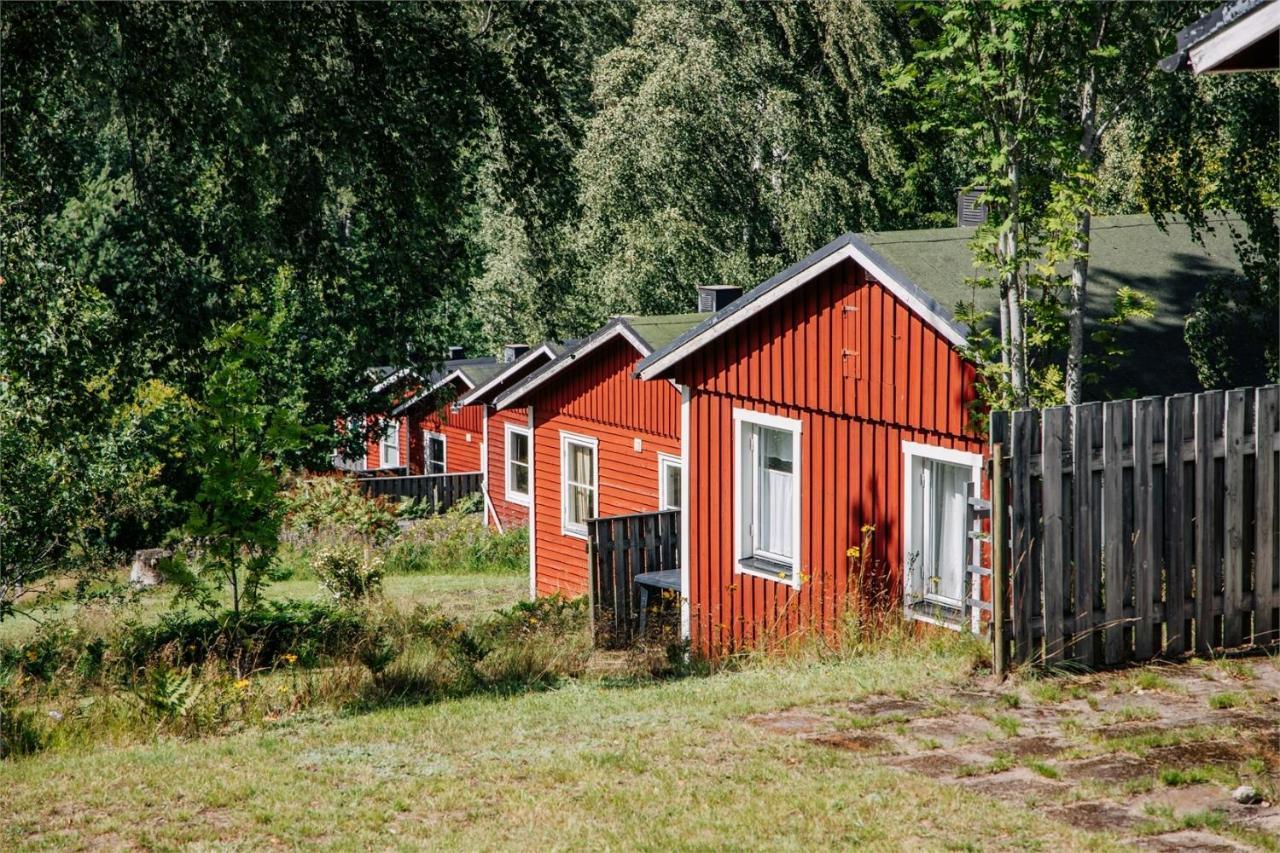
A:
637;215;1246;656
390;357;502;477
453;343;567;530
495;314;705;598
636;236;986;655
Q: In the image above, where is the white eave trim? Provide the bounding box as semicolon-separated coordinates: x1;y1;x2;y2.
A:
371;367;421;394
391;369;476;416
1190;0;1280;73
637;242;968;380
494;322;650;411
455;344;558;407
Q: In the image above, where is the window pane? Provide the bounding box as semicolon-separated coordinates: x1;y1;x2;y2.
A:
758;463;793;558
761;427;792;473
568;483;593;524
568;443;593;487
912;458;968;603
664;464;681;510
512;462;529;494
511;431;529;464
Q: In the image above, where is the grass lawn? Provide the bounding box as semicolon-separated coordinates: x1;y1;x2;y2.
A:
0;636;1115;850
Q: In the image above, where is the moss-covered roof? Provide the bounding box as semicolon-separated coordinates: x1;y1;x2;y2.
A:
861;213;1246;398
624;313;708;352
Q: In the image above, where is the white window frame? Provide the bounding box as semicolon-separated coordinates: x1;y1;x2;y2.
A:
423;429;447;475
379;419;401;469
732;408;802;588
504;423;532;506
900;441;983;630
657;453;682;513
560;431;598;539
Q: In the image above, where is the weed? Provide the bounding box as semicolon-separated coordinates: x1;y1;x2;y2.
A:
1208;691;1245;710
1026;760;1060;780
991;714;1020;737
1215;658;1256;681
996;692;1021;709
1101;704;1160;724
1159;766;1213;786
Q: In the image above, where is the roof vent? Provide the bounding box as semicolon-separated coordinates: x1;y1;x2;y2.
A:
956;188;989;227
697;285;743;313
446;345;466;361
502;343;530;363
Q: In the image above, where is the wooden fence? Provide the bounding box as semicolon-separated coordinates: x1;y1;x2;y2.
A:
358;471;482;514
586;510;680;647
990;384;1279;669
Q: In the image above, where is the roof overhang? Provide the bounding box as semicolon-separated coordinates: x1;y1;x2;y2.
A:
1160;0;1280;74
494;321;650;411
371;366;422;395
455;343;560;407
635;234;968;382
390;369;475;416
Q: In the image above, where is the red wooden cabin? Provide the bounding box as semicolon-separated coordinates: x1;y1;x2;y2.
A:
391;358;502;477
455;343;567;530
638;234;984;656
496;314;703;598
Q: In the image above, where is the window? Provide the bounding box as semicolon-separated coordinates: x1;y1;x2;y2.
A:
423;430;446;474
505;425;531;505
380;420;401;469
902;442;982;627
560;432;598;538
733;409;802;586
658;453;682;512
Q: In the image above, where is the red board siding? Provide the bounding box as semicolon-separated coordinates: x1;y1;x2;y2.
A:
416;402;484;474
528;335;682;597
485;405;533;529
670;257;983;657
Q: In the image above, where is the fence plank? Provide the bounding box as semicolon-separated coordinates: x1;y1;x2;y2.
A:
1010;410;1036;664
1102;401;1128;664
1222;390;1247;646
1164;395;1192;656
1041;407;1067;665
586;510;681;648
1071;403;1099;665
1257;387;1279;643
1194;391;1221;653
1133;398;1156;660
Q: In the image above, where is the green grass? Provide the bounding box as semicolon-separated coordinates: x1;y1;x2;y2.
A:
0;640;1111;850
1207;691;1246;710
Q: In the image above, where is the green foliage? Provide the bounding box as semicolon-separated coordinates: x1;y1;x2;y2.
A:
1185;276;1273;390
135;664;201;722
283;476;398;545
164;320;312;619
312;542;384;606
383;509;527;576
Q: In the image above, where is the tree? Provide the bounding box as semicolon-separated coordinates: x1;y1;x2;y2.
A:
896;1;1077;407
164;320;311;621
568;1;933;333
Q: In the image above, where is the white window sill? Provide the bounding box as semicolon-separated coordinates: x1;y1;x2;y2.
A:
505;492;531;507
736;556;799;587
563;526;588;541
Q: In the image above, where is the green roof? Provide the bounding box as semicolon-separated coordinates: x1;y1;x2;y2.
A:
861;214;1246;399
625;313;708;353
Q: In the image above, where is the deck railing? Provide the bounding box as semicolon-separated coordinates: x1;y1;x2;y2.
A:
586;509;680;647
358;471;482;514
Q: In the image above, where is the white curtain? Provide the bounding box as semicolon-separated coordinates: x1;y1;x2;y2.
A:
568;443;595;524
758;428;793;559
922;459;967;602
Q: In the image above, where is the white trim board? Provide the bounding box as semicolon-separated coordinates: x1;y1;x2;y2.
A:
678;386;691;640
638;239;968;381
1191;0;1280;73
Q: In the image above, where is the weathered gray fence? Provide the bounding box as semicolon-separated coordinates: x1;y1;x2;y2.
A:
358;471;482;514
586;509;679;647
990;384;1279;668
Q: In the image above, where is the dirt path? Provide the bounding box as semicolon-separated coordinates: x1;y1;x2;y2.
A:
751;655;1280;850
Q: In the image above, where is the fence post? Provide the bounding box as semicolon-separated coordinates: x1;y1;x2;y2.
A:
991;443;1008;679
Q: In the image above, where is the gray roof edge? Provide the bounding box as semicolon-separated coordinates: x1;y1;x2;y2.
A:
454;344;559;406
495;318;640;410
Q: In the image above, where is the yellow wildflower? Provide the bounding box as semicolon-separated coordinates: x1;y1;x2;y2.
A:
234;678;251;691
281;653;298;665
846;546;861;559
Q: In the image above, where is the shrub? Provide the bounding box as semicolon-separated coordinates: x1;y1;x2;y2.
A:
283;475;397;544
384;508;527;575
312;541;384;604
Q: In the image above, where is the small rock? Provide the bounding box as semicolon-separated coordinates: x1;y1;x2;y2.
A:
1232;785;1262;805
47;710;63;722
